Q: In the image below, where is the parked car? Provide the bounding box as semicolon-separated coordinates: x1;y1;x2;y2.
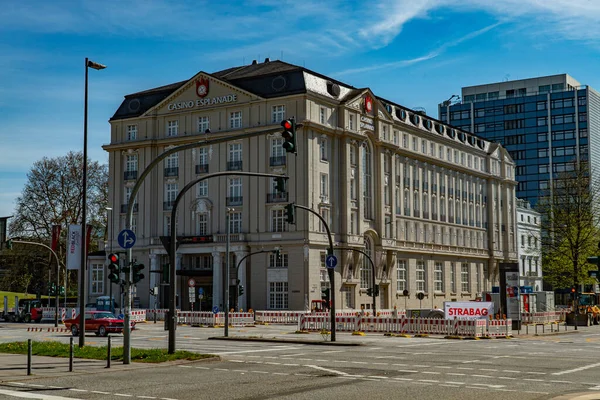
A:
63;311;133;337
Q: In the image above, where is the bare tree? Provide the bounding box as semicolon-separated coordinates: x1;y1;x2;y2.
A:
538;162;600;289
5;151;108;293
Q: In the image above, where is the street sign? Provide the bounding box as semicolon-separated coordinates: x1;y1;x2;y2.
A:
212;306;219;314
188;287;195;303
198;294;204;300
117;229;136;249
198;287;204;295
325;254;337;269
188;278;196;287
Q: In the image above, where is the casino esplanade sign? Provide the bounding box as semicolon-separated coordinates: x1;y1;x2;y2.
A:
167;78;238;111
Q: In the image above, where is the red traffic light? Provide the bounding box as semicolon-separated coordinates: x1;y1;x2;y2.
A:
571;287;576;293
282;120;292;130
108;253;118;263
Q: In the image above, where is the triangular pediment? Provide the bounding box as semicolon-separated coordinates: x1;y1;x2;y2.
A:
146;72;262;116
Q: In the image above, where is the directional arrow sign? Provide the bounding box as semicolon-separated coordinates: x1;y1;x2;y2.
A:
325;254;337;269
118;229;136;249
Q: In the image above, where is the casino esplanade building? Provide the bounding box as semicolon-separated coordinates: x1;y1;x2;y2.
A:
102;59;518;312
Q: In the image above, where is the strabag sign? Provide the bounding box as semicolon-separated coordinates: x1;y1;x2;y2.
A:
444;301;493;320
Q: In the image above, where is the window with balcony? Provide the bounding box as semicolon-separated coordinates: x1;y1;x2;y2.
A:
268;178;288;203
320;173;329;202
227;143;242;170
196;147;209;174
270;138;286;166
198;116;210;133
164;153;179;177
167;120;178;137
124;154;138;181
227;177;242;206
164;183;178;210
196;213;209;235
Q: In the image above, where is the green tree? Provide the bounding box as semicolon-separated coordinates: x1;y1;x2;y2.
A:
538;162;600;289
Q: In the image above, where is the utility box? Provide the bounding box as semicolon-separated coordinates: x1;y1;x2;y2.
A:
536;291;555;311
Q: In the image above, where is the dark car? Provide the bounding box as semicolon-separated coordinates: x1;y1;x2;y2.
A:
64;311;134;337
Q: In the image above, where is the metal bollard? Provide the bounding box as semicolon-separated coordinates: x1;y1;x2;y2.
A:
106;336;111;369
27;339;32;376
69;337;73;372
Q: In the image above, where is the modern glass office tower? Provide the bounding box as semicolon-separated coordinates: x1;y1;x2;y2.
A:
439;74;600;206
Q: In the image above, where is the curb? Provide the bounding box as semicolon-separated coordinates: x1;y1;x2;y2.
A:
207;336;364;346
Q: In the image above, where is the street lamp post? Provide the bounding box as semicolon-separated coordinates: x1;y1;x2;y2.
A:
79;57;106;347
106;207;114;313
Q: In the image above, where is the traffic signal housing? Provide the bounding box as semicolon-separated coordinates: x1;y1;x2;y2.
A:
284;203;295;224
162;264;170;283
133;262;145;284
107;253;121;284
238;284;244;297
59;285;65;296
321;288;330;303
5;239;12;250
366;287;373;297
281;118;297;154
374;285;380;297
48;282;56;296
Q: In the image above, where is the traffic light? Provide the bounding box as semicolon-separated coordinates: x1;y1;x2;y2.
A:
133;262;145;284
238;285;244;297
366;287;373;297
275;176;287;192
321;288;330;302
281;118;297;154
374;284;380;297
48;282;56;296
571;287;577;300
5;239;12;250
59;286;65;296
273;248;282;260
284;203;295;224
107;253;121;284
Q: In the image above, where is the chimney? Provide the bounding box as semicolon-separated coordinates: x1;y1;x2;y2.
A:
264;57;270;63
251;60;257;65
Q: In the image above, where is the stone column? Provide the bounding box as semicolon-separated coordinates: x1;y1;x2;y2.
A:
212;251;222;310
236;251;248;311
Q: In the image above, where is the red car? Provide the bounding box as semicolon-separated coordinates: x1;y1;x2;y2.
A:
64;311;134;337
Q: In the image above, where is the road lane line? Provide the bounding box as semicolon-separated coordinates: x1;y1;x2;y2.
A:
305;365;348;375
553;362;600;375
0;389;84;399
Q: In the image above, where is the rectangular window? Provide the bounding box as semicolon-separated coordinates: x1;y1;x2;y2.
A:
268;281;288;309
320;173;329;201
91;264;104;295
488;91;499;100
165;183;178;203
537;117;547;126
538;148;549;158
167;120;178;137
319;138;328;161
396;260;407;291
229;143;242;162
403;133;408;148
125;155;137;172
127;125;137;141
416;261;426;292
349;114;355;130
536;101;547;111
271;208;287;233
271;105;285;123
229;211;242;233
198;116;210;133
230;111;242;129
319;207;330;233
461;263;470;292
539;85;550;93
228;177;242;199
196;213;208;235
197;180;208;197
320;107;326;124
434;262;443;292
450;262;456;293
269;252;288;268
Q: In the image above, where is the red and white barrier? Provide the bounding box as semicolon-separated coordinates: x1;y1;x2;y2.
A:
130;310;147;323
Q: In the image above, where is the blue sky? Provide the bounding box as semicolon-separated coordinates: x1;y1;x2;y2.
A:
1;0;600;217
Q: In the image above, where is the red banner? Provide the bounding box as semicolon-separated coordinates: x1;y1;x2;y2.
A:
51;225;61;251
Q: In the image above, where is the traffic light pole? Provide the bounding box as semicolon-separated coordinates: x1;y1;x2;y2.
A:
335;247;376;315
168;172;288;352
293;204;336;342
10;240;61;327
123;126;295;362
233;249;278;310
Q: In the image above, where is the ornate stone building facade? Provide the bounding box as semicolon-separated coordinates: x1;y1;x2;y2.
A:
103;59;518;311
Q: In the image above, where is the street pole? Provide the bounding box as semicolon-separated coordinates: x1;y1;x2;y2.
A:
106;207;114;313
80;57;106;348
294;204;336;341
225;208;231;337
234;250;272;310
10;240;61;327
167;171;287;352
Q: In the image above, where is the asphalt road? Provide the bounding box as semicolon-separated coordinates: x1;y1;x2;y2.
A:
1;322;600;399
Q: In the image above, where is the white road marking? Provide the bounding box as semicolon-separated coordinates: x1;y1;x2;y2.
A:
418;379;439;383
422;372;440;375
283;363;299;366
215;346;300;355
434;366;452;369
498;377;517;380
322;350;344;354
447;373;465;376
305;365;348;375
397;369;418;373
273;372;289;376
553;362;600;375
523;378;543;382
90;391;110;395
472;375;492;378
502;370;521;373
137;396;157;399
372;362;389;365
68;389;87;392
0;389;83;399
393;377;413;381
524;371;546;375
113;394;133;397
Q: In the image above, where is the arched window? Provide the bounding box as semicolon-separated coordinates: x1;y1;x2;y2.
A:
360;237;373;288
362;143;373;219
